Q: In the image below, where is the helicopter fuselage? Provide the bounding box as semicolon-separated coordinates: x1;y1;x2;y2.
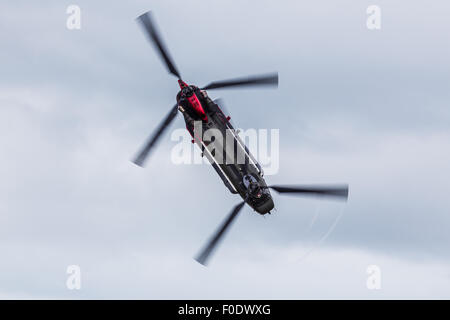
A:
176;83;274;214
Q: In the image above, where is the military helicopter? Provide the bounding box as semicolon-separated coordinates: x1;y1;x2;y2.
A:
132;11;349;265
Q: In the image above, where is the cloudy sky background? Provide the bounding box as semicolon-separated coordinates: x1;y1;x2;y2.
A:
1;0;450;299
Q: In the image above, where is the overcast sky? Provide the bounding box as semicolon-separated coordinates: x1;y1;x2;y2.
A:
1;0;450;299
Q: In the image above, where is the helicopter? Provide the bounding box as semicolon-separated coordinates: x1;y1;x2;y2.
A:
132;11;349;266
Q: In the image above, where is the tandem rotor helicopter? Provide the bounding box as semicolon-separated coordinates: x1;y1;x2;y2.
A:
132;11;349;265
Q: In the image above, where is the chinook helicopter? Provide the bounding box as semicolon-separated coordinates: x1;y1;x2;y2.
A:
132;11;349;265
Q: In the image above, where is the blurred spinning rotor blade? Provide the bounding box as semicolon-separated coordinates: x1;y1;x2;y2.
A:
137;11;181;79
202;73;278;90
195;201;246;266
132;104;178;167
269;185;349;201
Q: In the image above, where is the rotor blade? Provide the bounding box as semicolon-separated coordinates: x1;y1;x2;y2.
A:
132;104;178;167
269;185;349;200
137;11;181;79
195;201;246;266
201;72;278;90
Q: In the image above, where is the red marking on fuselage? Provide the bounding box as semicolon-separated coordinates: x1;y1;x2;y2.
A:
177;80;208;121
187;94;207;121
178;79;188;89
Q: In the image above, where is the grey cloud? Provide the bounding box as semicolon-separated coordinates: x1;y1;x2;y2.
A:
1;0;450;298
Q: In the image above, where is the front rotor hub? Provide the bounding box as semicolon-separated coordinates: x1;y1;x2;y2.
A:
182;86;194;97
